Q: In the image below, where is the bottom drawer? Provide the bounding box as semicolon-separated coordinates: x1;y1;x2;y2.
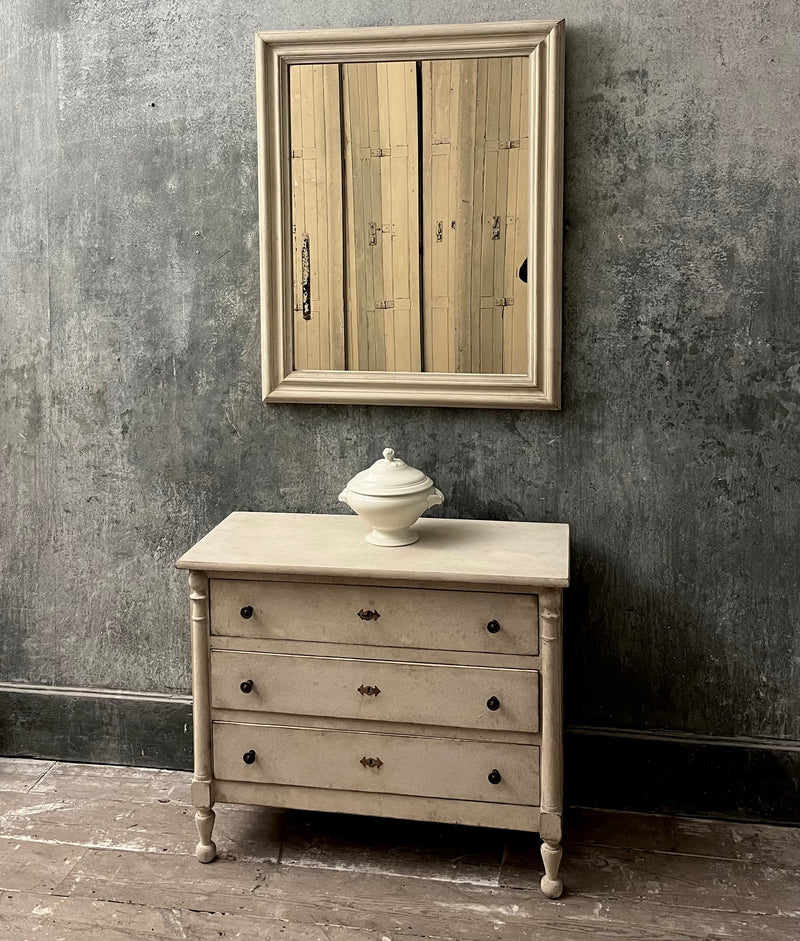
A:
213;722;539;806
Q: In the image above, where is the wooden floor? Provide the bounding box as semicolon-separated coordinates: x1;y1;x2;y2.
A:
0;758;797;940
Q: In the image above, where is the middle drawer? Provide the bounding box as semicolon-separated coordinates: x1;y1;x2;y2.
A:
211;649;539;734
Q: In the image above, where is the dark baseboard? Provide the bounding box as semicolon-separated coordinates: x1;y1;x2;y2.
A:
565;726;800;825
1;685;797;824
0;684;193;771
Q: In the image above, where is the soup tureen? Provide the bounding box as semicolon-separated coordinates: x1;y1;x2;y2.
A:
338;448;444;546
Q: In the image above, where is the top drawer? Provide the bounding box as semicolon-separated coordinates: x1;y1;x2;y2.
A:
210;580;538;655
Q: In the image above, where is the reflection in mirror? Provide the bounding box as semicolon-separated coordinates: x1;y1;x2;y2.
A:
289;57;529;375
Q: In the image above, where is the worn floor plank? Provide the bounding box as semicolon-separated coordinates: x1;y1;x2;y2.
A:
0;789;283;861
279;809;505;884
53;846;800;941
563;808;800;871
0;759;797;941
0;840;86;894
0;757;55;793
0;890;439;941
500;841;798;911
27;761;190;802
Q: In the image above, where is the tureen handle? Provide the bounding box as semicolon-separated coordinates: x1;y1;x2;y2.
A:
426;487;444;509
382;447;395;462
338;489;351;506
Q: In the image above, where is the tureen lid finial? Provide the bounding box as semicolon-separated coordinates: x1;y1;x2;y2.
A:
382;447;395;462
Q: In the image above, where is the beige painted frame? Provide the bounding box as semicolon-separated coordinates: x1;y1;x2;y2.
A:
255;20;564;409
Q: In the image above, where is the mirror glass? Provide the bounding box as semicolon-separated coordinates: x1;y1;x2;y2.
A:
288;57;529;374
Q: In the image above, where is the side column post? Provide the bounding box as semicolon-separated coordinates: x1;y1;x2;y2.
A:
538;587;563;898
189;570;216;863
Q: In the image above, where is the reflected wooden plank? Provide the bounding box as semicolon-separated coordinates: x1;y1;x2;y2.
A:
342;61;421;372
506;56;529;375
289;64;345;370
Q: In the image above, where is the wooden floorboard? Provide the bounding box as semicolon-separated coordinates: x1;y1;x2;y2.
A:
0;757;55;793
0;839;87;895
49;845;800;941
0;778;284;861
563;807;800;870
278;809;507;884
0;890;437;941
0;759;797;941
27;761;190;801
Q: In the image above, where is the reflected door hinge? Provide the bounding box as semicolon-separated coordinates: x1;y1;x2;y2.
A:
500;139;521;149
369;222;392;245
375;300;395;310
370;147;392;157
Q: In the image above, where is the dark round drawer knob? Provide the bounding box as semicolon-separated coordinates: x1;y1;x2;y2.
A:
486;620;500;634
486;696;500;711
488;769;502;785
240;606;253;619
242;750;256;764
240;679;254;694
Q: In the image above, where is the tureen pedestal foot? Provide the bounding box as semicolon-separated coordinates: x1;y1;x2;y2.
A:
365;527;419;547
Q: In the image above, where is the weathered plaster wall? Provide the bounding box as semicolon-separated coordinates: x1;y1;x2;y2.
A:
2;0;798;782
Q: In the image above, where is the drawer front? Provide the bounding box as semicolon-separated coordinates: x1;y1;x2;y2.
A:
210;580;538;655
213;722;539;805
211;650;539;733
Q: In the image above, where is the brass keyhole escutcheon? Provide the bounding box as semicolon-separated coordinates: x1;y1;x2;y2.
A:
357;684;381;697
360;756;383;769
357;609;380;621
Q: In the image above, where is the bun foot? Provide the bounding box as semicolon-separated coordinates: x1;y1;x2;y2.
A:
540;839;563;899
540;874;563;899
195;840;217;863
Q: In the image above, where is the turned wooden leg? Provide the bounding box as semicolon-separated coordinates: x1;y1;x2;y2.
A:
195;807;217;863
540;840;563;898
189;571;216;863
538;589;564;898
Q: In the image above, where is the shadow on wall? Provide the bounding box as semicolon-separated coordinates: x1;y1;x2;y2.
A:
566;538;747;736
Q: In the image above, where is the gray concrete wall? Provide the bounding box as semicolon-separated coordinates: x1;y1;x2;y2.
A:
2;0;798;793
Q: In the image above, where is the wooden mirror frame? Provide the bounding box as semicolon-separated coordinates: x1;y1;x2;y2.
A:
255;20;564;409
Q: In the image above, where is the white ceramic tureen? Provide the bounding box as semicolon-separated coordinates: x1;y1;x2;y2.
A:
339;447;444;547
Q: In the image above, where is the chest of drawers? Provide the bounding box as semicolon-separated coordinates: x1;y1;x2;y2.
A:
176;512;569;898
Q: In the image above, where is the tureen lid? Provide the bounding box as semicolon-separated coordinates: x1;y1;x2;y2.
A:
345;448;434;497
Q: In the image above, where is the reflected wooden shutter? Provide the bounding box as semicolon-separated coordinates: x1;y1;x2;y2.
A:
289;64;346;370
342;62;422;372
421;57;529;374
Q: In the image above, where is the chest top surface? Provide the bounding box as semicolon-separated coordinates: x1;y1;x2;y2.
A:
176;512;569;589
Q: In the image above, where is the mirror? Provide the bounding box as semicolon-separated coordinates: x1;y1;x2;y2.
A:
256;21;564;408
